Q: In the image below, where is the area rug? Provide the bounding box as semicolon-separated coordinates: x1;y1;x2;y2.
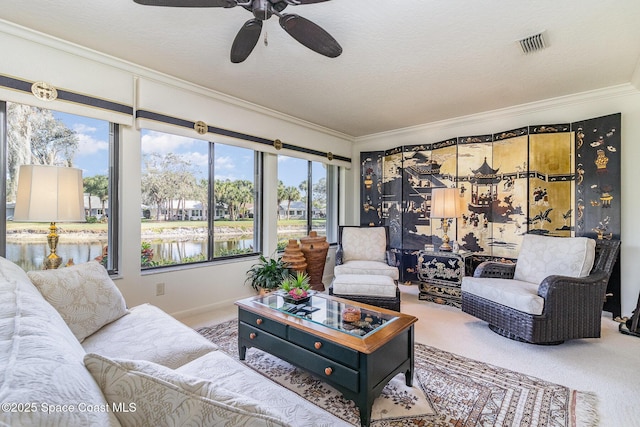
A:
197;320;598;427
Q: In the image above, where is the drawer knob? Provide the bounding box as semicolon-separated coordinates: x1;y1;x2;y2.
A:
256;318;263;325
324;367;333;376
314;341;322;350
249;333;256;340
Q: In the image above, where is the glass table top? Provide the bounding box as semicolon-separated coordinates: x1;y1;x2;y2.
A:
253;291;398;337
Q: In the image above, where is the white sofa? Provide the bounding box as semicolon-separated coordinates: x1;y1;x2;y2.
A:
0;257;347;427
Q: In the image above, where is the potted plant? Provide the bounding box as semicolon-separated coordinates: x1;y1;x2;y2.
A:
279;271;312;304
245;254;290;293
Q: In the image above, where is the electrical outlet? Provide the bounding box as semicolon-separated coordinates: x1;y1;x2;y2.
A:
156;282;165;296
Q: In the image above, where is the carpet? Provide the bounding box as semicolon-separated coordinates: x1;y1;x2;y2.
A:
197;319;598;427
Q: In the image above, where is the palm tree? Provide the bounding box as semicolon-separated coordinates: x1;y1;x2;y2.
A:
277;180;286;219
283;186;300;220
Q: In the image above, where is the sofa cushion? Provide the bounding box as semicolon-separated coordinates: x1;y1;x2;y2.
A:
27;260;129;342
82;303;218;369
513;234;596;285
177;350;347;427
462;276;544;315
0;257;119;427
341;227;387;263
334;260;399;280
84;353;289;427
332;274;397;297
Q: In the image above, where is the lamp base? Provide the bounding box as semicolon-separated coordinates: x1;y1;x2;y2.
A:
439;219;453;251
44;222;62;270
44;253;62;270
438;241;453;252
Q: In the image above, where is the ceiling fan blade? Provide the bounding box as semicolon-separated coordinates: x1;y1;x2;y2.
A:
133;0;235;7
279;14;342;58
231;19;263;63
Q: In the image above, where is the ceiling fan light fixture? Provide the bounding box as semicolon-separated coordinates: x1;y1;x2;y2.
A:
518;30;547;54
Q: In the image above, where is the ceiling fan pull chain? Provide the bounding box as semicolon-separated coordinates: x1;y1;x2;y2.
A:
263;5;268;46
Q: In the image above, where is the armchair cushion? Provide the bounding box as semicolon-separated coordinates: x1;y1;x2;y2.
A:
513;234;596;285
331;274;397;298
341;227;387;263
334;260;399;280
462;277;544;315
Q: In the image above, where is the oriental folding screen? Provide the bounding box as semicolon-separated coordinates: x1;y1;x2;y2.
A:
358;113;621;315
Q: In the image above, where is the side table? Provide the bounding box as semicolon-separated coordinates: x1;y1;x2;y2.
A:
417;250;473;308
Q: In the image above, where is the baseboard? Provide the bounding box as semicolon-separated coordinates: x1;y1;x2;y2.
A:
170;297;238;321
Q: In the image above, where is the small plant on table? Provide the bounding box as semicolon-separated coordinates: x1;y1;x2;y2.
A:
280;271;311;302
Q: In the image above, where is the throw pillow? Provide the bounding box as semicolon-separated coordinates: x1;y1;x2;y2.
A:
342;226;387;262
83;353;288;427
27;260;128;342
513;234;596;284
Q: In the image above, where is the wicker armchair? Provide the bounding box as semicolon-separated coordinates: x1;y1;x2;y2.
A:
461;235;620;345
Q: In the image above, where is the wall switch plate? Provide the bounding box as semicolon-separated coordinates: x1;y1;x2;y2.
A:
156;282;165;296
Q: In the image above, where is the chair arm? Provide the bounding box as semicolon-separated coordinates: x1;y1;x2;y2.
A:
335;245;344;266
473;261;516;279
386;250;397;267
537;271;609;300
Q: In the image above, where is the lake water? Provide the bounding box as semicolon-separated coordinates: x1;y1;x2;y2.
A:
6;237;254;271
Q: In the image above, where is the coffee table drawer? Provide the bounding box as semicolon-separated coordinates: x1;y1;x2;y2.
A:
296;346;359;392
238;309;287;339
288;327;359;369
240;323;359;392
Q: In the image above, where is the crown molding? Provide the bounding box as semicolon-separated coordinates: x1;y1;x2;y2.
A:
355;84;639;145
0;19;352;142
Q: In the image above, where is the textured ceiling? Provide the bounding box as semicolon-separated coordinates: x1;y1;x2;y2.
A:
1;0;640;137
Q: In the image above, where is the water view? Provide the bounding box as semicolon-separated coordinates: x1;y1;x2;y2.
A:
7;237;255;272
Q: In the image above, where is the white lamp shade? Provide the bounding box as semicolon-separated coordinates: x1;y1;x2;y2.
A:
13;165;86;222
430;187;461;219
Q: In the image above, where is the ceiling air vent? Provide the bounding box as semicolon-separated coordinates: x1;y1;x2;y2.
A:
518;31;547;54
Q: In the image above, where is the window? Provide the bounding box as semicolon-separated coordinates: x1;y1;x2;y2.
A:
277;155;338;249
140;130;259;268
1;101;119;273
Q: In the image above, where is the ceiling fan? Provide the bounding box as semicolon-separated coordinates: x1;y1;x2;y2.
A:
133;0;342;63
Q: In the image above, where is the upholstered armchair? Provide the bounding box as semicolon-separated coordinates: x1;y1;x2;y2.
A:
334;226;399;281
461;234;620;345
330;226;401;311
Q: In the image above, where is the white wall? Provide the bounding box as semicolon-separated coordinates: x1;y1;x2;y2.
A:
4;20;639;318
352;85;640;316
1;21;350;320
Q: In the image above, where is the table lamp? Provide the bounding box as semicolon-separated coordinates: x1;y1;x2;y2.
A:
430;187;461;251
13;165;86;269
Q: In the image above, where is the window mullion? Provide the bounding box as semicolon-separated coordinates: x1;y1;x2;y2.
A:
307;161;313;235
208;142;215;261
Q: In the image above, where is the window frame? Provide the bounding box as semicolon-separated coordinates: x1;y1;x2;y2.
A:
0;100;120;274
140;131;262;270
276;156;339;247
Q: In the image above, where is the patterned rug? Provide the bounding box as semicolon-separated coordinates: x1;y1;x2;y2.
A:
197;319;598;427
